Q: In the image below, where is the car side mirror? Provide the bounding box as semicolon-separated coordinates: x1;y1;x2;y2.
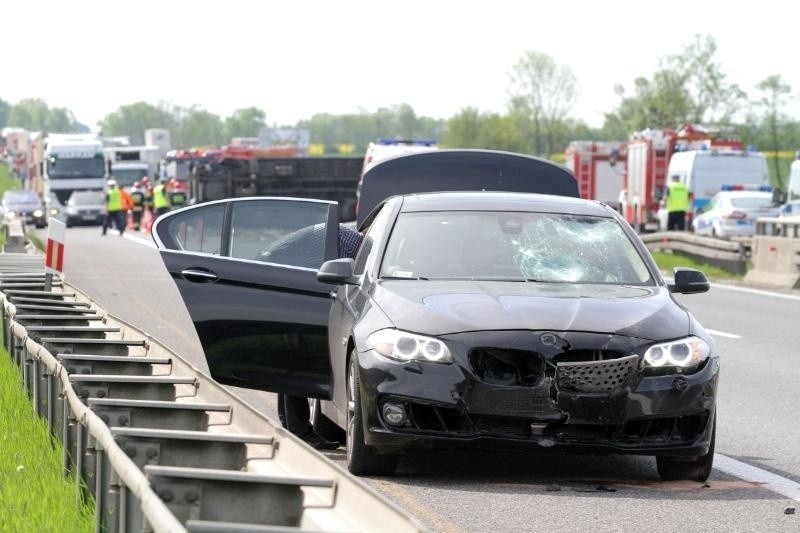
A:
317;258;359;285
668;267;709;294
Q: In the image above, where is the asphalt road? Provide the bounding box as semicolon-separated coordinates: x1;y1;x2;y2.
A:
41;226;800;532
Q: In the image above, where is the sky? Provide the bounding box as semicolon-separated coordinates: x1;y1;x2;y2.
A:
4;0;799;130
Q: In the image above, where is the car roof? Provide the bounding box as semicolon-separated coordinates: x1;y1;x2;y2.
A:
356;149;579;226
398;191;612;217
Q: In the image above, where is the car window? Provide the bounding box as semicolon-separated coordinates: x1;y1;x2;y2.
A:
229;200;330;269
380;211;652;284
353;204;391;275
730;196;772;208
163;203;225;255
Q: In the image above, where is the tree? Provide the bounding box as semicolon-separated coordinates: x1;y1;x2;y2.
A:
6;98;51;131
224;107;266;140
176;107;225;147
0;98;10;129
664;35;747;124
754;75;792;188
509;51;578;156
603;35;746;134
98;102;176;144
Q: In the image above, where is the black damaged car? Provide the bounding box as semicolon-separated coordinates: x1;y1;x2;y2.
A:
153;150;718;480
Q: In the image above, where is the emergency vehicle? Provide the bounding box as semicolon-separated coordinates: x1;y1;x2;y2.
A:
621;124;751;231
564;141;626;210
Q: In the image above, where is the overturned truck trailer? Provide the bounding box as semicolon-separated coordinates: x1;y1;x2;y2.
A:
188;155;364;221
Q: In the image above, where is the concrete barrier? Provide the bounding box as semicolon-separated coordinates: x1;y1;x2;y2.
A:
743;217;800;289
3;218;27;253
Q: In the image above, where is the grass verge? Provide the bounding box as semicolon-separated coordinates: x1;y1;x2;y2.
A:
0;346;94;530
651;250;744;280
0;162;93;529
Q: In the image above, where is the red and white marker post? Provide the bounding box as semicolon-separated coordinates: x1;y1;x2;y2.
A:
45;218;66;291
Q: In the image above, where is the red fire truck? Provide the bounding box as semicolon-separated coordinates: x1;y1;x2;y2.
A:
620;124;742;231
564;141;627;210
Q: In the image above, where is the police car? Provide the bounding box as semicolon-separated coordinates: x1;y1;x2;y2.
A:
692;185;780;238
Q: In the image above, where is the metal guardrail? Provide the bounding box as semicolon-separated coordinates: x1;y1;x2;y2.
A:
0;250;424;532
755;216;800;238
639;231;747;275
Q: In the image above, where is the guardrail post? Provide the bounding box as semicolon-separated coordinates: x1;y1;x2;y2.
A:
23;346;34;400
93;439;105;533
106;469;121;533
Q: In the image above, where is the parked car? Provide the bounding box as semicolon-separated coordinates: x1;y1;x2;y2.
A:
153;150;717;481
64;191;106;227
1;190;46;228
692;189;780;238
779;199;800;218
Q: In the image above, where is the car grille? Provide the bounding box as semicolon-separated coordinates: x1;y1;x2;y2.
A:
400;403;709;444
468;348;545;386
555;354;639;393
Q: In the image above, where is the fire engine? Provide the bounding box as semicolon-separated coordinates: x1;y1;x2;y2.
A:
621;124;747;231
564;141;627;210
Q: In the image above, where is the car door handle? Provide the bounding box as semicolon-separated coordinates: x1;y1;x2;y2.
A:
181;268;219;283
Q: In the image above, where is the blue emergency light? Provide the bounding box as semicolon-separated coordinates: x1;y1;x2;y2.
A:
720;184;772;192
376;138;437;146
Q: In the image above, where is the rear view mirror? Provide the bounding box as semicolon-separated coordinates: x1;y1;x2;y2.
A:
669;267;710;294
317;258;358;285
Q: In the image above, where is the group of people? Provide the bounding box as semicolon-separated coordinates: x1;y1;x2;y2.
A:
102;177;176;236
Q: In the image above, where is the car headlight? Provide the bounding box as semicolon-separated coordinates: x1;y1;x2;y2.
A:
33;209;43;217
367;329;452;363
66;207;77;215
49;208;60;216
643;336;710;368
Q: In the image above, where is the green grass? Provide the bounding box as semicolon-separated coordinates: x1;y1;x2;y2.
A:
651;250;744;280
0;346;94;531
0;162;94;529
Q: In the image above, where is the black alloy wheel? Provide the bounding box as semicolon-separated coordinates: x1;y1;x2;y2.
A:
346;351;398;476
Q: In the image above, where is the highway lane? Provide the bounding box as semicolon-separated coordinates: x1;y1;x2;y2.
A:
39;226;800;532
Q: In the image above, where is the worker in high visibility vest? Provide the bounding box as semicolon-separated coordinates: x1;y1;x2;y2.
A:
152;178;171;218
665;175;690;231
102;179;125;236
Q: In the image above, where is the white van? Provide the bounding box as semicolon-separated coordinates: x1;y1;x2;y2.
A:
667;149;768;213
787;160;800;201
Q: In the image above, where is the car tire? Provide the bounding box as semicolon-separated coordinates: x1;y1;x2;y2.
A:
656;418;715;482
310;398;345;444
346;352;398;476
65;218;73;228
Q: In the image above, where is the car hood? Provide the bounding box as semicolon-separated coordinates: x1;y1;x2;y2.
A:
371;280;689;340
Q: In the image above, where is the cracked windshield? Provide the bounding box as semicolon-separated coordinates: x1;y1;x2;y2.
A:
381;211;652;283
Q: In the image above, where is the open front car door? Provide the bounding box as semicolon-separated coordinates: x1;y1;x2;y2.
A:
153;197;339;399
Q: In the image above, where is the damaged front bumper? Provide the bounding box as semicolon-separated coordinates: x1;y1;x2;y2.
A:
357;331;719;457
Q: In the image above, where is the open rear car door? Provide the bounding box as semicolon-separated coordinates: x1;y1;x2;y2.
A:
153;197;339;399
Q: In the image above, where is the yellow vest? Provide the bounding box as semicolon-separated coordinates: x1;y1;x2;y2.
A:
153;184;170;209
107;188;122;211
666;181;689;212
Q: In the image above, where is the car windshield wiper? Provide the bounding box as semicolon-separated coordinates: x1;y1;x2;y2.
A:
381;275;429;280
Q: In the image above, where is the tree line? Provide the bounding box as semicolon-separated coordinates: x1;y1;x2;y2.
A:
2;34;799;176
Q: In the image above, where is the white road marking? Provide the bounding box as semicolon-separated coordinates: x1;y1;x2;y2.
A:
714;453;800;501
705;329;742;339
710;282;800;302
122;233;156;248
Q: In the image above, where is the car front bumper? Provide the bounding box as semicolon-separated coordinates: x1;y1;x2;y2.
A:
357;346;719;457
